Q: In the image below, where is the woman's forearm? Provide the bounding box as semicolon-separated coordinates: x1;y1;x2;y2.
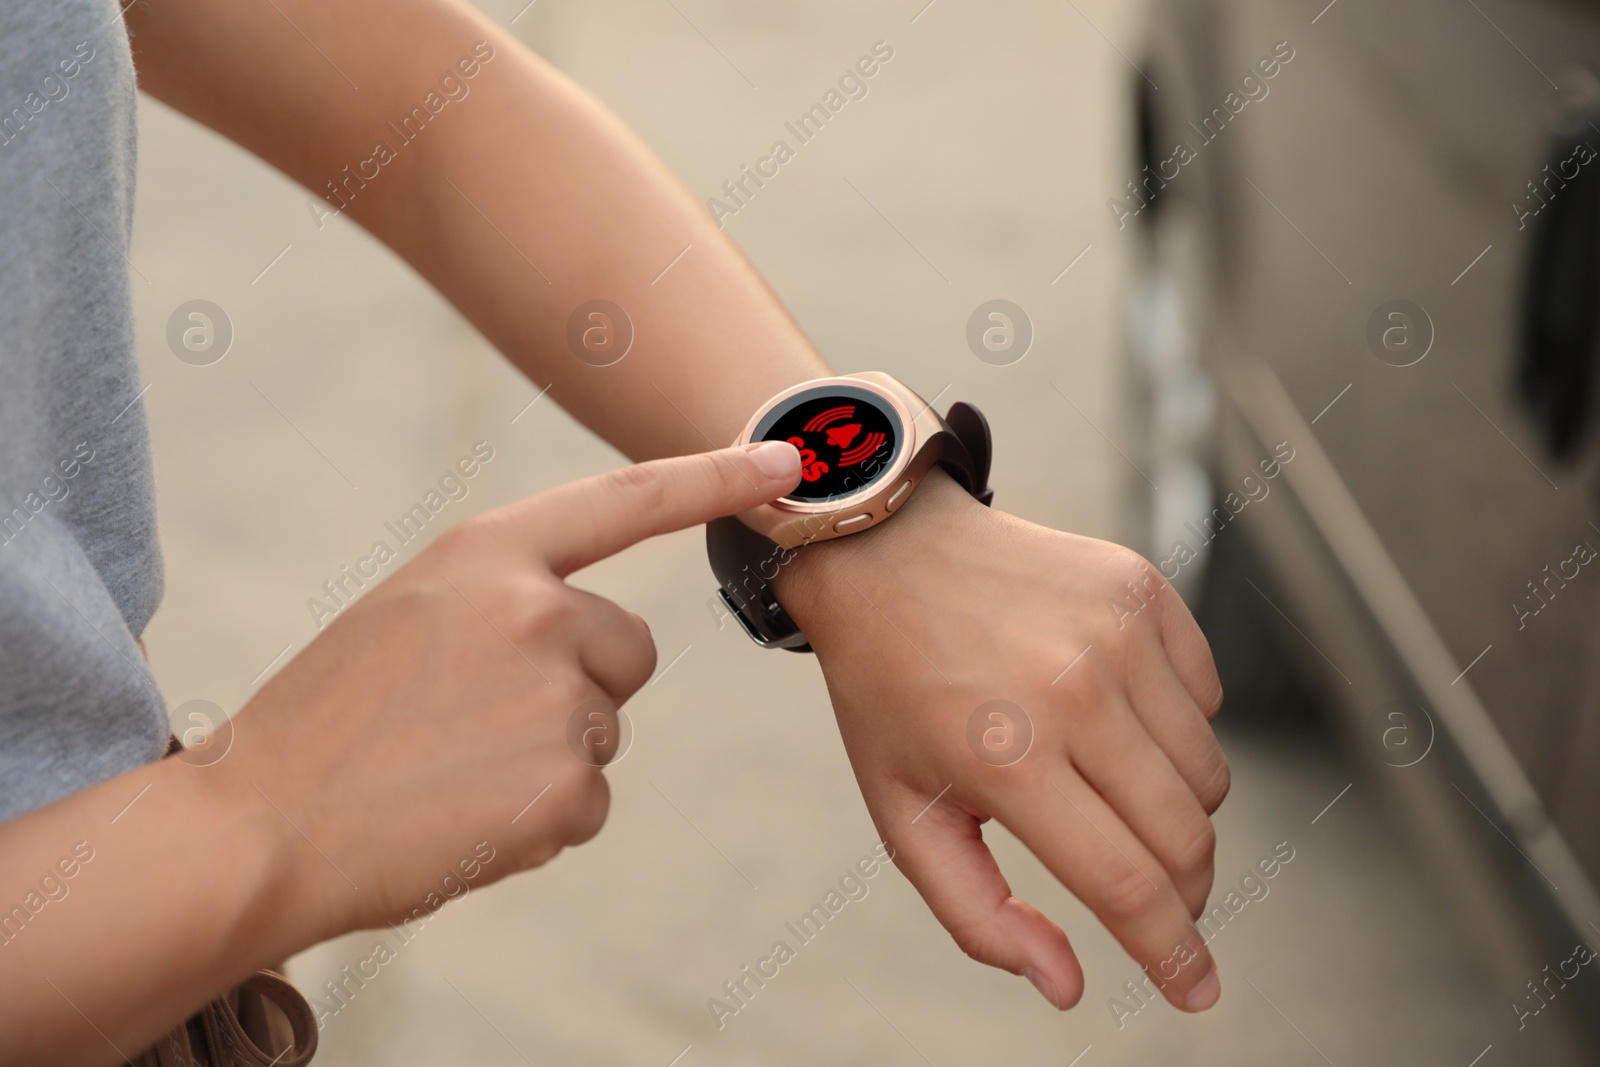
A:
128;0;831;461
0;754;312;1064
391;16;834;458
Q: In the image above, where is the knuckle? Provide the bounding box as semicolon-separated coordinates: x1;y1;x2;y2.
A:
1197;750;1231;811
546;752;593;797
1103;542;1144;570
1192;866;1216;916
1049;656;1107;712
423;517;518;596
1174;819;1218;877
557;749;602;787
606;461;670;515
517;581;578;639
1118;547;1162;588
702;449;747;496
621;634;658;693
945;915;1007;966
432;517;476;553
1096;554;1167;643
580;596;658;693
431;514;494;563
560;770;610;845
568;700;624;767
446;569;572;647
1097;862;1165;923
523;842;565;869
598;596;651;643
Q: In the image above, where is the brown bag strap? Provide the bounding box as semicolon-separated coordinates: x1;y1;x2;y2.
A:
126;969;318;1067
125;1022;197;1067
199;971;318;1067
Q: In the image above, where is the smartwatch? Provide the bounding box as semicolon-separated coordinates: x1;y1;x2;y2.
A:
706;372;994;652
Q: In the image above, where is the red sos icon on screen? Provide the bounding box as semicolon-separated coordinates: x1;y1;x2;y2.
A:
782;404;888;484
756;388;901;503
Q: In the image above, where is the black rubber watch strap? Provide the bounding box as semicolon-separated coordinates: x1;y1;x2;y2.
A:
940;401;994;506
707;400;993;653
706;517;815;651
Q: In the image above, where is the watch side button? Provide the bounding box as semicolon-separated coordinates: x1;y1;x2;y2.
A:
834;513;875;534
886;479;914;512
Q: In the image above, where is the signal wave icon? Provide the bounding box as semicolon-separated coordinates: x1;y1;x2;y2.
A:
803;405;855;432
838;432;886;467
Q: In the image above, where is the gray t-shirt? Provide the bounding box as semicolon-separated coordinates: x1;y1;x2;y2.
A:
0;0;168;822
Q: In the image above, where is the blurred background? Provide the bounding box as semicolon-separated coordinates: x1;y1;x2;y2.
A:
132;0;1600;1063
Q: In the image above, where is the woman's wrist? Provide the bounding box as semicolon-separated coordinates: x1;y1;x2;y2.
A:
202;727;359;955
157;752;333;962
770;466;983;633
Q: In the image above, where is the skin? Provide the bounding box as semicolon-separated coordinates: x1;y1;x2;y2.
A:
0;0;1229;1060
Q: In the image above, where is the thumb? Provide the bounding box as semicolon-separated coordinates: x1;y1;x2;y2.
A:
526;441;801;577
883;784;1084;1010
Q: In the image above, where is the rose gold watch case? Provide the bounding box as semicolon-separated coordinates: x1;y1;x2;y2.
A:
732;371;946;550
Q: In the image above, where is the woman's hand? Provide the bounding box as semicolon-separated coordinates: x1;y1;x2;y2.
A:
0;441;802;1066
777;470;1229;1013
223;440;803;939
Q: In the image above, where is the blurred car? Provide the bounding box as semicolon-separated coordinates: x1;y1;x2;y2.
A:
1124;0;1600;1049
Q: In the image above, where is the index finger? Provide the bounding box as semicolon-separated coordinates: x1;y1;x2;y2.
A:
521;441;800;577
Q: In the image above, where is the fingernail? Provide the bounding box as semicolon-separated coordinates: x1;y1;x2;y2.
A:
1186;964;1221;1011
629;612;651;638
746;439;799;481
1022;966;1060;1009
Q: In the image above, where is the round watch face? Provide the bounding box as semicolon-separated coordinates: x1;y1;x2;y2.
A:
752;384;904;503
